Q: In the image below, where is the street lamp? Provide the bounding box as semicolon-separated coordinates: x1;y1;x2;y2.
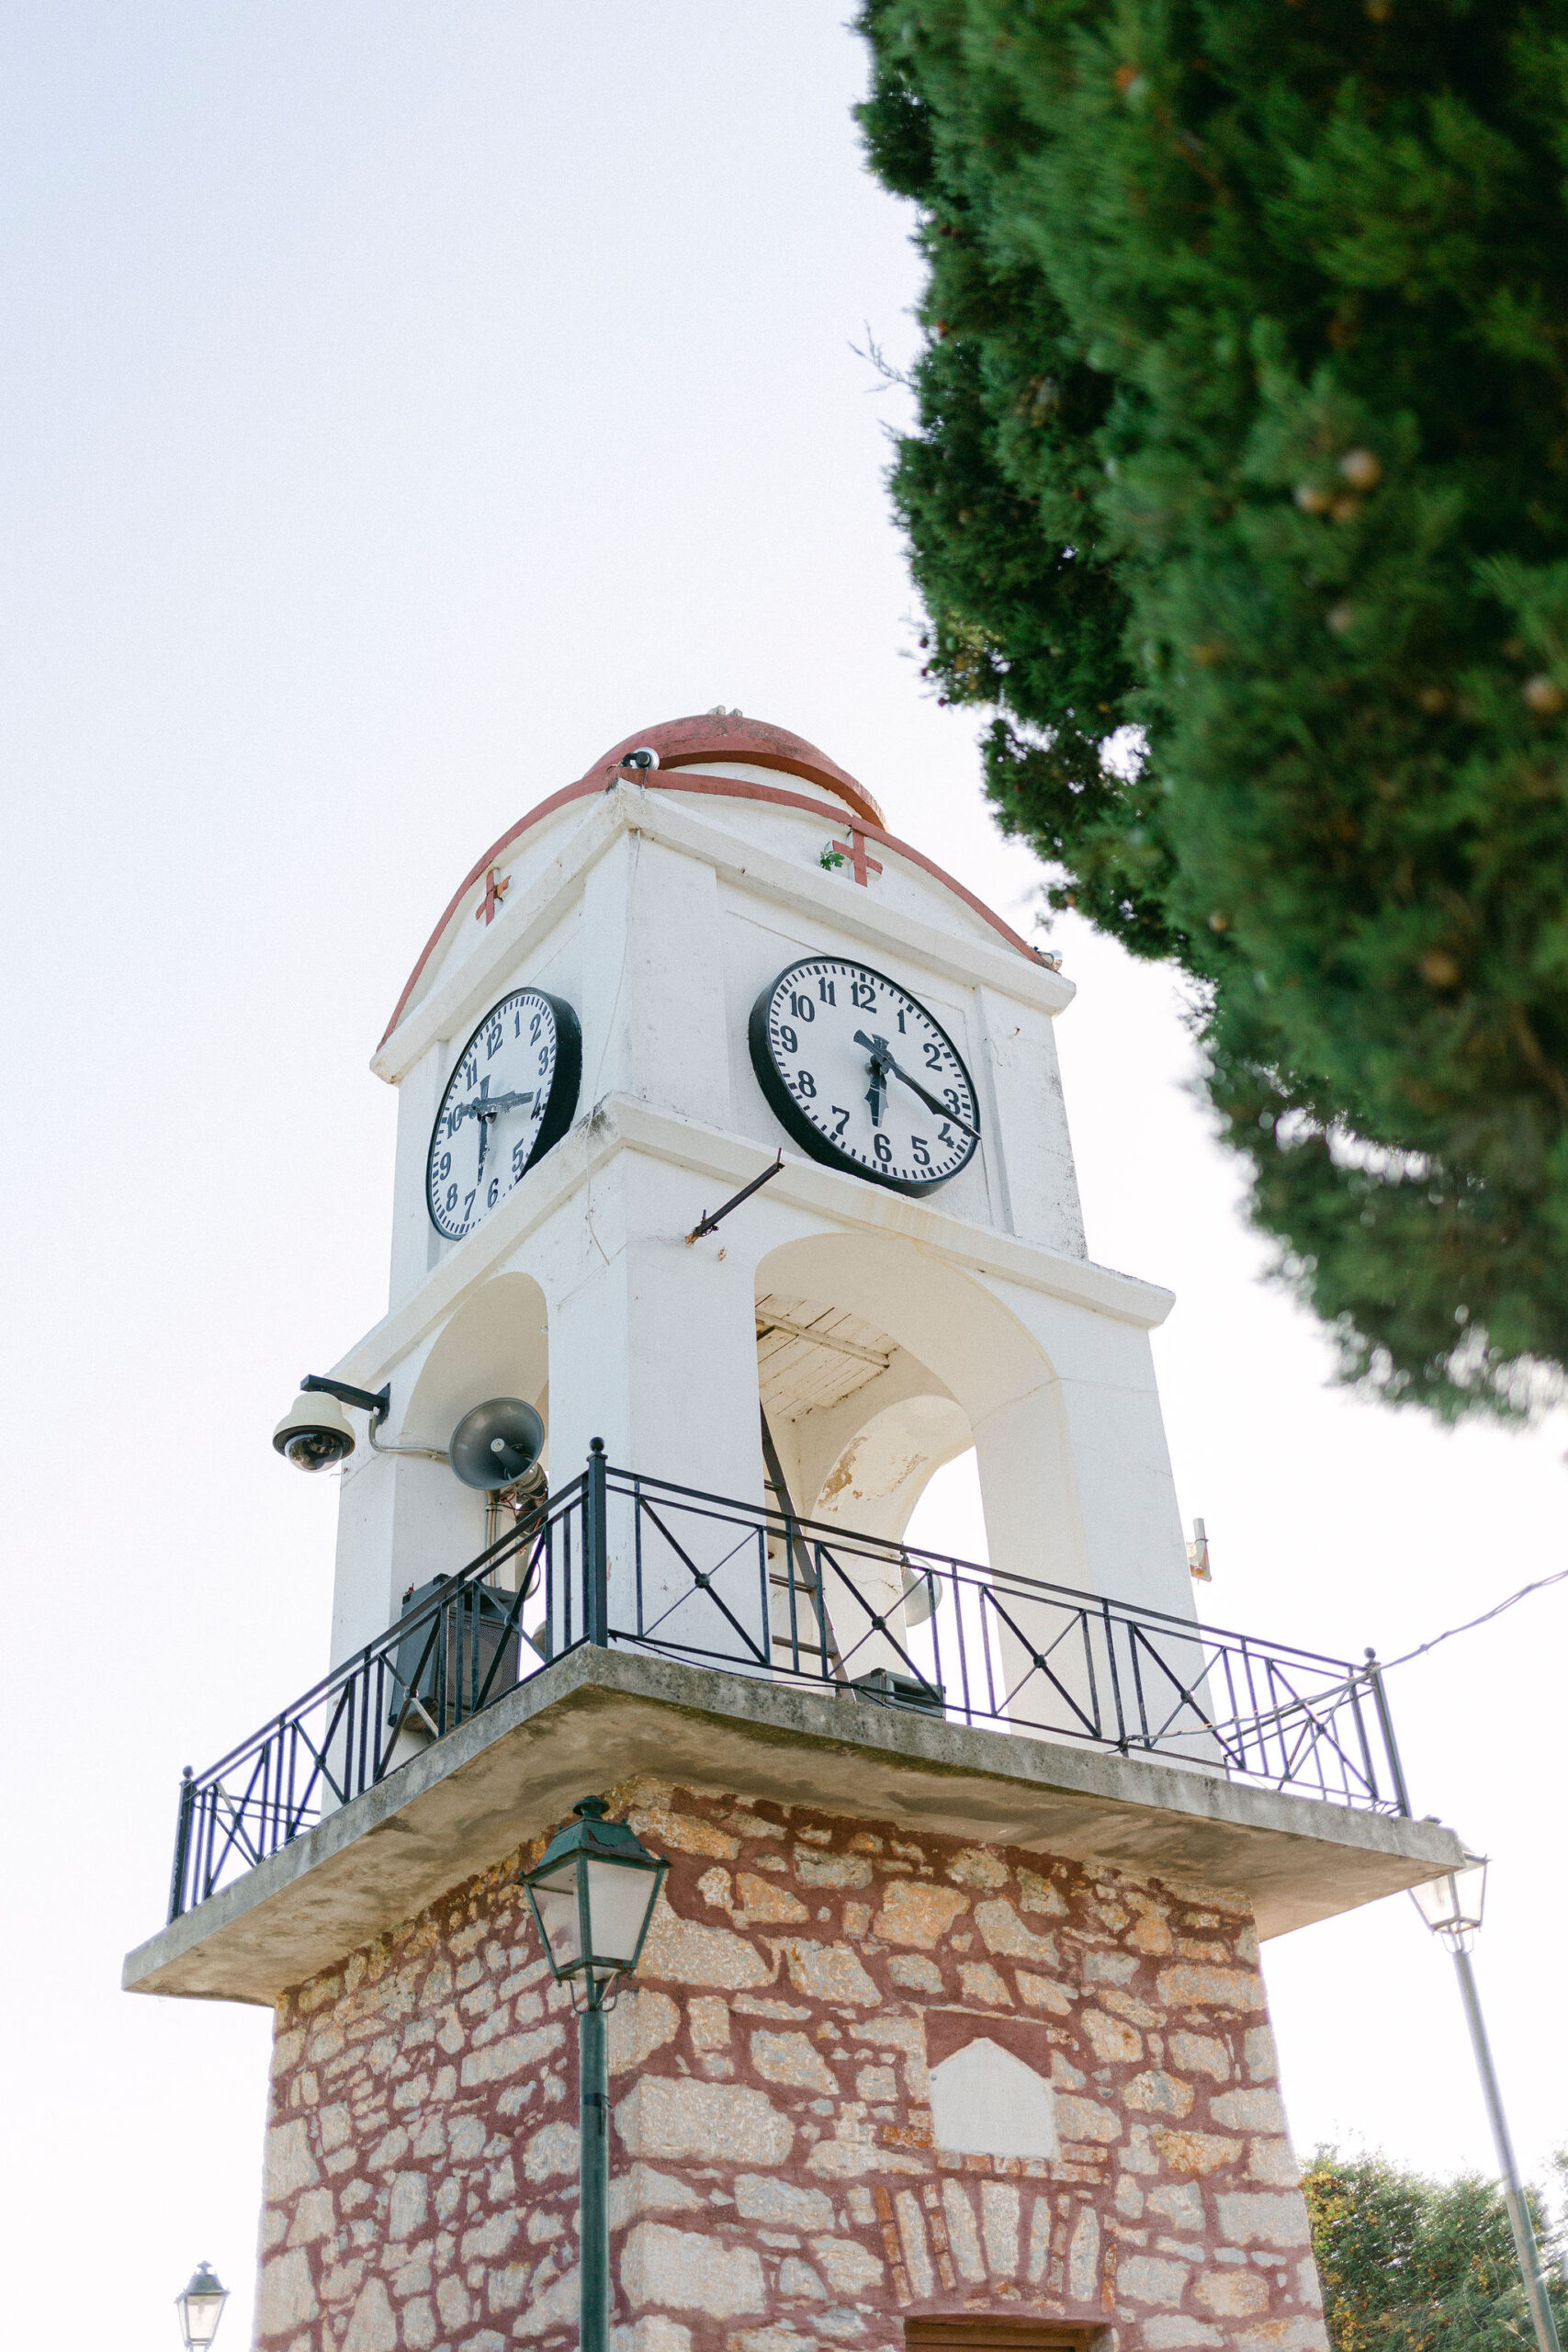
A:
175;2264;229;2352
1410;1854;1490;1943
520;1797;669;2352
1411;1857;1562;2352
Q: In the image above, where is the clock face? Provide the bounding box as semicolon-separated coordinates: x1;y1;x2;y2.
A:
426;989;581;1241
749;957;980;1195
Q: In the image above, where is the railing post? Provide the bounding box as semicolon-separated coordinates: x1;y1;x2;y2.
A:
585;1439;609;1646
167;1765;196;1923
1101;1601;1129;1753
1363;1647;1413;1816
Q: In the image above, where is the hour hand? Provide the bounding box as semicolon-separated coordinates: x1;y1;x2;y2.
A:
853;1029;890;1127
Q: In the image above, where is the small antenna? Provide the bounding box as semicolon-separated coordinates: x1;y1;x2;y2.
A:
1186;1517;1212;1582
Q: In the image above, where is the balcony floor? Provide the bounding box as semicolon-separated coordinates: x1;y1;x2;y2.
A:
124;1643;1464;2007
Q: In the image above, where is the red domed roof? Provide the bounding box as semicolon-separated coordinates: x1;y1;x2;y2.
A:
377;713;1049;1051
594;714;884;828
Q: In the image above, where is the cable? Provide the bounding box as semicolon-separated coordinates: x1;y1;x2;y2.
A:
1380;1565;1568;1673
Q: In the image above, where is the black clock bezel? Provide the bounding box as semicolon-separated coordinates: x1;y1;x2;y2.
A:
748;956;980;1197
426;988;582;1239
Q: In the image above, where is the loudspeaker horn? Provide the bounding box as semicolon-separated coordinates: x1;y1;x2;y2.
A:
449;1396;547;1491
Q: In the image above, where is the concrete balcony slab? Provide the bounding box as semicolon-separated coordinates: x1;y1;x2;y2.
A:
123;1644;1463;2007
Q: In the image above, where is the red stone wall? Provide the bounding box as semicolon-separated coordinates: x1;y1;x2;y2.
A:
254;1779;1329;2352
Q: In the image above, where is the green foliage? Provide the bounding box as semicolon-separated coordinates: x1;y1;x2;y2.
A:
1302;2147;1568;2352
854;0;1568;1416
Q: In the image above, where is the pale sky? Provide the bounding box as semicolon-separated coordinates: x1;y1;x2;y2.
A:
2;10;1563;2348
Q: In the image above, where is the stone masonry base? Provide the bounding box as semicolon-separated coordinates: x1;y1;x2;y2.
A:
254;1779;1329;2352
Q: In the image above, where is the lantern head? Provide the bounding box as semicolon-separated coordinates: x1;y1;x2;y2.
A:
175;2264;230;2352
520;1796;668;2008
1410;1853;1488;1950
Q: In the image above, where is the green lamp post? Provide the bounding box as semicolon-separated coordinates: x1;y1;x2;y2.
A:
519;1796;669;2352
1411;1857;1562;2352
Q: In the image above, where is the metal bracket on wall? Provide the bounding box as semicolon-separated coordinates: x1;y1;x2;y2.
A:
684;1150;784;1244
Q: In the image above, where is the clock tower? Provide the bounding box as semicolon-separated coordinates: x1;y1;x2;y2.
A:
125;714;1463;2352
327;710;1187;1677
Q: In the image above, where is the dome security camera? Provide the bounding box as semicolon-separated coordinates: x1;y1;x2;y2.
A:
272;1374;390;1471
273;1388;356;1471
619;747;660;772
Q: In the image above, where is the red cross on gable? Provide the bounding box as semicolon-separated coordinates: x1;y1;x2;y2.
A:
830;828;884;887
475;866;512;925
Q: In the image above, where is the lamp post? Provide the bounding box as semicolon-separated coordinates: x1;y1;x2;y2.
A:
520;1796;669;2352
1411;1858;1562;2352
175;2264;229;2352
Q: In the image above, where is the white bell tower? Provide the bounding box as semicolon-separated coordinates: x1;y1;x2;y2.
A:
320;712;1192;1679
132;715;1459;2352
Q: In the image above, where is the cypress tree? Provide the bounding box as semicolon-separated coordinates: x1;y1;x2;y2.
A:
856;0;1568;1417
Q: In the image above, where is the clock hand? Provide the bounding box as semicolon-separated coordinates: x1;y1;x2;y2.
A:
853;1030;891;1128
887;1059;979;1141
853;1031;979;1141
471;1077;491;1178
448;1089;536;1129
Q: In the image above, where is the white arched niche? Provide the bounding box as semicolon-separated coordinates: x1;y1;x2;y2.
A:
400;1270;550;1594
753;1231;1083;1720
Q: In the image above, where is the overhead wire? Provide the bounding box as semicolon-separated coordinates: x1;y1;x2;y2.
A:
1378;1565;1568;1673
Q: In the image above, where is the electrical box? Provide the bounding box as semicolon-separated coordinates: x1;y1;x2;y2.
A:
389;1576;521;1733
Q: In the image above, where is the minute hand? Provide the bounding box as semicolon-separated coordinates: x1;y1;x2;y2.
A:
852;1034;979;1140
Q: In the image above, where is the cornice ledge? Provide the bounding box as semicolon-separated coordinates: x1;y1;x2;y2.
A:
335;1100;1172;1392
610;1098;1175;1329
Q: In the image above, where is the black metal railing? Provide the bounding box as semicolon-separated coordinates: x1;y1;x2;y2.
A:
166;1444;1411;1921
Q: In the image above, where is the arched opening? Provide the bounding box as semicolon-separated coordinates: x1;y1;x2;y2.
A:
403;1270;550;1590
753;1233;1077;1715
358;1272;554;1774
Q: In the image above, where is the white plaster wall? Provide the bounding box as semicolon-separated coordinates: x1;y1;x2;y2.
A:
974;987;1084;1255
621;836;731;1129
778;1351;964;1529
662;768;1010;956
928;2041;1060;2161
388;1038;449;1308
534;1145;770;1665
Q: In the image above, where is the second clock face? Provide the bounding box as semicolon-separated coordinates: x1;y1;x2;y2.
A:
749;956;980;1194
426;989;581;1241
